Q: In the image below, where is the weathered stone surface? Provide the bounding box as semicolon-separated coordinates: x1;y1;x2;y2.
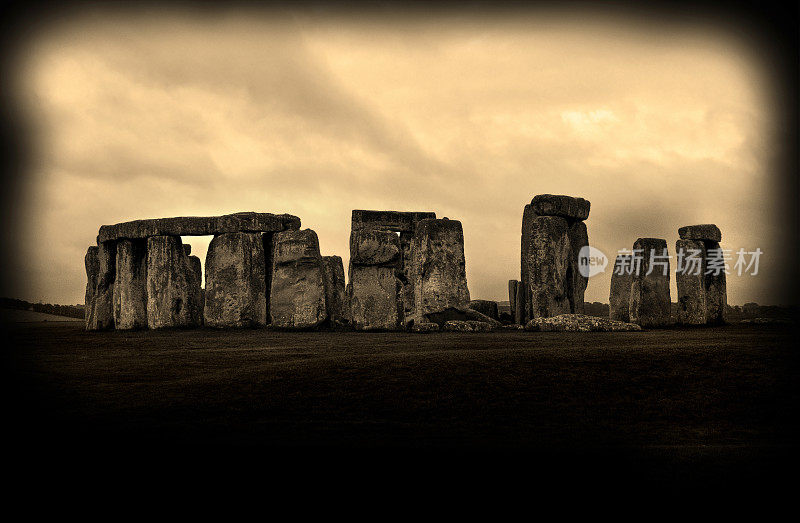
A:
270;229;327;329
347;265;401;330
531;194;590;221
525;314;641;332
410;218;470;321
188;255;202;284
183;244;191;256
322;255;346;323
203;232;266;328
519;204;537;324
522;215;572;319
442;320;493;332
678;224;722;242
568;220;589;314
468;300;499;321
515;275;526;325
351;210;436;232
113;239;148;330
609;255;634;322
349;229;401;266
675;239;707;325
146;235;202;328
704;240;727;325
411;321;439;333
508;280;519;322
422;307;500;328
629;238;671;328
99;212;300;242
87;241;116;330
84;246;99;330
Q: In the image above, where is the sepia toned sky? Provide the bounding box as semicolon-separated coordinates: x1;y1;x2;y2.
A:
4;6;790;306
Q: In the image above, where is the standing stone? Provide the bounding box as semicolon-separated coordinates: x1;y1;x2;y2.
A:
84;246;99;330
519;204;537;323
522;215;572;319
675;239;707;325
88;241;116;330
629;238;671;328
468;300;499;321
609;254;634;322
568;220;589;314
704;240;727;324
204;232;266;328
410;218;470;321
270;229;327;329
322;255;346;324
347;265;401;330
146;235;202;328
113;239;148;330
508;280;519;322
350;229;400;265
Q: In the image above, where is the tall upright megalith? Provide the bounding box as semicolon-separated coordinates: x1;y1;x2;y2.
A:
609;254;634;322
508;280;519;323
146;235;203;328
270;229;327;329
84;246;99;330
629;238;671;328
113;239;148;330
322;255;346;324
519;194;591;323
204;232;267;328
86;241;116;330
410;218;470;322
676;224;726;325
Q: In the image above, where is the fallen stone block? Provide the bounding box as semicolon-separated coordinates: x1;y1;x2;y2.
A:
411;321;439;333
468;299;499;321
270;229;327;329
525;314;642;332
678;224;722;242
204;232;267;328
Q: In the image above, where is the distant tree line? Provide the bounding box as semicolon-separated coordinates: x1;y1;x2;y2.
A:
0;297;85;319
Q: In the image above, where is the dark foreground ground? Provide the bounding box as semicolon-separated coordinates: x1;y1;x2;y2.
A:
3;322;798;491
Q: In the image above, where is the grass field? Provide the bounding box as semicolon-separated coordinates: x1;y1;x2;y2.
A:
3;322;797;489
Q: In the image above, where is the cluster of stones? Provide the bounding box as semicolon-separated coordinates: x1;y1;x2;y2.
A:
675;224;727;325
345;210;490;332
85;212;346;330
508;194;590;325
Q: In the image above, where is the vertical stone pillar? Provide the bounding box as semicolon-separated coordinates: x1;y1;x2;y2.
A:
704;241;727;325
84;246;99;330
113;239;148;330
568;221;589;314
675;239;707;325
410;218;470;322
676;224;727;325
270;229;327;329
262;232;274;322
87;241;116;330
347;229;402;330
322;255;346;324
522;214;572;319
203;232;266;328
508;279;519;322
609;254;634;322
629;238;671;328
146;235;202;328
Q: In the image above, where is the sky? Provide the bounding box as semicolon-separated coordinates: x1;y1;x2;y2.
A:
3;6;790;306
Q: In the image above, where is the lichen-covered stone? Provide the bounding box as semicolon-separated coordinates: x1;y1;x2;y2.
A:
98;212;300;242
568;220;589;314
704;240;727;325
411;321;439;333
678;224;722;242
347;265;401;330
524;314;642;332
146;235;202;328
442;320;492;332
113;239;148;330
468;299;499;321
522;215;572;319
609;254;633;322
270;229;327;329
422;307;500;328
675;239;707;325
84;246;99;330
349;229;400;266
351;210;436;232
629;238;671;328
410;218;470;321
322;255;346;323
530;194;590;221
204;232;266;328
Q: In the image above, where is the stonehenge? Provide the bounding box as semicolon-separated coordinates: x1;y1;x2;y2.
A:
84;207;730;334
676;224;727;325
518;194;590;323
